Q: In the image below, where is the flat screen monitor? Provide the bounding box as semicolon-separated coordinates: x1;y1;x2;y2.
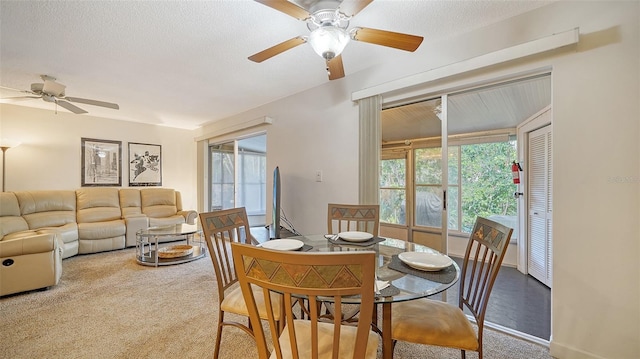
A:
269;166;281;239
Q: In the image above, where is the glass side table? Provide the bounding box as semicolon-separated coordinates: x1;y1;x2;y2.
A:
136;223;206;267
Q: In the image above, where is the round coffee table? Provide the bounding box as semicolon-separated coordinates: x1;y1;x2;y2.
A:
136;223;206;267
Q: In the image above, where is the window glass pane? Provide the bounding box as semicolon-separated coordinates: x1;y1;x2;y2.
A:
210;142;235;211
415;185;442;227
415;148;442;184
237;151;266;214
380;189;406;225
447;186;459;231
460;140;517;233
380;158;406;225
448;146;459;184
380;159;405;187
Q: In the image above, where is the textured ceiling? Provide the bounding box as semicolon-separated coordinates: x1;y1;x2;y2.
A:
0;0;551;130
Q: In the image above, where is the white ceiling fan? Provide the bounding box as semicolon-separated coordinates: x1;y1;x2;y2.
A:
0;74;119;114
249;0;424;80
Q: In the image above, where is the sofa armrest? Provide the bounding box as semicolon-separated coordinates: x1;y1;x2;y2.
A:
124;215;149;247
178;210;198;225
0;233;58;257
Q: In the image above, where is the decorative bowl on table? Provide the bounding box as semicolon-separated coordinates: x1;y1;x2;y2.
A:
157;244;194;258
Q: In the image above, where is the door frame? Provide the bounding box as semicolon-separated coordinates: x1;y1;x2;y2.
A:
516;104;552;274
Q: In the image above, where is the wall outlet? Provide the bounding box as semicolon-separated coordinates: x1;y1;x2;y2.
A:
315;170;322;182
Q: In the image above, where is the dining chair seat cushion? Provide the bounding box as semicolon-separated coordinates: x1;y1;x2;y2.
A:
221;285;283;321
391;298;478;351
272;319;379;359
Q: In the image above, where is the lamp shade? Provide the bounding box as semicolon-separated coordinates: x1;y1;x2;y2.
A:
0;139;21;149
308;25;349;60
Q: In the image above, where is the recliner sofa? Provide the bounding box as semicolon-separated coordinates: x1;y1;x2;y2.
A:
0;187;196;296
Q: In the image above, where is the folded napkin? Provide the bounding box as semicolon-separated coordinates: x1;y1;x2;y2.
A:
375;280;390;293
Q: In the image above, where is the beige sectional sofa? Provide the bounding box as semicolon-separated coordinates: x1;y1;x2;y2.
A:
0;187;196;296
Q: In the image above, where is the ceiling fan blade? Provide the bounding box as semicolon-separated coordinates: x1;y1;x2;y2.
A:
248;36;306;63
327;55;345;80
352;27;423;52
338;0;374;17
56;100;88;114
0;95;41;101
254;0;311;20
65;96;120;110
42;79;66;97
0;86;36;95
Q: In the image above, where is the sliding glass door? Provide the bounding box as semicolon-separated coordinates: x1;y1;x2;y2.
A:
209;134;267;226
380;96;449;252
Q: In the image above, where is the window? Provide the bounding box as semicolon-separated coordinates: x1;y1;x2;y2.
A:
237;149;266;216
380;137;517;235
209;134;267;218
458;140;517;233
210;143;234;210
380;157;406;225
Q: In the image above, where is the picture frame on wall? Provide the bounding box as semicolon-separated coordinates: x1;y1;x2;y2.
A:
128;142;162;186
81;138;122;187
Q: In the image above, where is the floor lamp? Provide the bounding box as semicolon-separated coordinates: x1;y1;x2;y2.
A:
1;140;21;192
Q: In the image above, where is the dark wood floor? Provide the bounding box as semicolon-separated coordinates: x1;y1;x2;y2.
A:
251;226;551;341
446;257;551;341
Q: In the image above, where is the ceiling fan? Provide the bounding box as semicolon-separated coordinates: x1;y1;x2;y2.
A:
0;74;119;114
249;0;424;80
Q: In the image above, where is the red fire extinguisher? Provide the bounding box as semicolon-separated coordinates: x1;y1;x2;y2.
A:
511;161;522;184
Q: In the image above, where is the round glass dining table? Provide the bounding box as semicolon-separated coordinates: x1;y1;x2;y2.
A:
288;234;461;359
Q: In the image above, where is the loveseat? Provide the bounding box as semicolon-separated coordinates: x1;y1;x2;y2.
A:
0;188;197;296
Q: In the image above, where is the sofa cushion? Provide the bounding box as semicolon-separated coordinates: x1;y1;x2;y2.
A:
78;220;126;240
76;188;122;223
14;191;77;229
0;192;29;238
141;188;179;218
119;188;143;217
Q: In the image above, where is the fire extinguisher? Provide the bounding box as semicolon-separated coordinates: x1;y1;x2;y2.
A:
511;161;522;184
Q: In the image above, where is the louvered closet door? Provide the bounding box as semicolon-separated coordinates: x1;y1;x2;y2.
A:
528;124;552;287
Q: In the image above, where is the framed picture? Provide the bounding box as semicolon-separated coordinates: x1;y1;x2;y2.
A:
128;142;162;186
81;138;122;187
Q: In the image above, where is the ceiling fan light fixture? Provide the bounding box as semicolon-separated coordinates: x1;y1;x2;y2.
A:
308;25;349;60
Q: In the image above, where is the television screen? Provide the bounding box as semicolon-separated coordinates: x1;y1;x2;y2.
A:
269;166;281;239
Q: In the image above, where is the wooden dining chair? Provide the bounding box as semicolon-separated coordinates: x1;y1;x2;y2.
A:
231;242;380;359
327;203;380;235
390;216;513;359
324;203;379;323
199;208;283;359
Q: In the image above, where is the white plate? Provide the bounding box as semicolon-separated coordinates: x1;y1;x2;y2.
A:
398;251;453;271
258;239;304;251
338;231;374;242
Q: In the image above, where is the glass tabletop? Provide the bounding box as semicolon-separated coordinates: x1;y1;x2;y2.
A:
136;223;200;238
290;234;460;304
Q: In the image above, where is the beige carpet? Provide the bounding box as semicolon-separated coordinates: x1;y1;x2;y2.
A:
0;248;552;359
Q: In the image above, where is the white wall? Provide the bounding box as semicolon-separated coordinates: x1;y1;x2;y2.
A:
0;104;197;210
198;2;639;358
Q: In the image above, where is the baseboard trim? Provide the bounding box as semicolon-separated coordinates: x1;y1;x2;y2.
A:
549;341;607;359
467;316;550;347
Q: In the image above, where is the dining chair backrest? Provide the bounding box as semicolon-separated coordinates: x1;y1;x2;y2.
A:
459;216;513;337
327;203;380;236
199;208;256;300
231;242;377;359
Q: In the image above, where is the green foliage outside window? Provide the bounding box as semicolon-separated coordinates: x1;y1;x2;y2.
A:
459;141;517;232
379;140;517;233
380;158;406;225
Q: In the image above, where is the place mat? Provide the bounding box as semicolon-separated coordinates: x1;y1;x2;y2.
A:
376;284;400;297
299;244;313;252
387;255;457;284
328;236;386;247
